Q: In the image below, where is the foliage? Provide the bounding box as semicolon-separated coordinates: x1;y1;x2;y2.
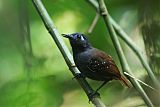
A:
0;0;159;107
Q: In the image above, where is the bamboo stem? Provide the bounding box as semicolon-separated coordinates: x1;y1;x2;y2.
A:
96;0;154;106
86;0;160;89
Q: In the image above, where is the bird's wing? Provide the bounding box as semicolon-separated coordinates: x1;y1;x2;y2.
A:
87;49;120;78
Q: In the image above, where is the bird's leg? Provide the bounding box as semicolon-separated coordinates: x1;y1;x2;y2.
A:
72;73;85;80
70;64;85;80
95;81;108;92
88;91;100;103
87;81;107;102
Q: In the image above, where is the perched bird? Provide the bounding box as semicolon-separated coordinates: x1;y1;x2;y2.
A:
63;33;130;92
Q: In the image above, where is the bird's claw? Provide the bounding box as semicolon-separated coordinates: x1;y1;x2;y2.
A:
72;73;84;80
88;91;100;103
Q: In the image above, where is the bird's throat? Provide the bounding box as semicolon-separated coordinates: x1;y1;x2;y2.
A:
72;45;92;53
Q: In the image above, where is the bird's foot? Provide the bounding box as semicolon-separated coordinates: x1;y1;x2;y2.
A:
72;73;84;80
88;91;100;103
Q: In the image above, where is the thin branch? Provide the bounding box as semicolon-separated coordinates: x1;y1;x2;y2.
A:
86;0;160;89
96;0;154;107
112;19;160;89
31;0;106;107
124;72;158;93
88;12;100;34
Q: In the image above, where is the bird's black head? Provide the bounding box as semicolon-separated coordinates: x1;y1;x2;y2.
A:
63;33;92;53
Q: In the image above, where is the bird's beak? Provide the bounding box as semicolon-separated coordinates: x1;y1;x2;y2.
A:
62;34;73;39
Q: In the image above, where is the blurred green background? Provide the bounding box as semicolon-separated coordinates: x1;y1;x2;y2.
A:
0;0;159;107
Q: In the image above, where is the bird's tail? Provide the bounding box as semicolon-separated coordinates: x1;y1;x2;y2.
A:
119;76;131;88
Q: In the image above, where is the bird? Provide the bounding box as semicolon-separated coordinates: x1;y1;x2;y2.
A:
63;33;130;94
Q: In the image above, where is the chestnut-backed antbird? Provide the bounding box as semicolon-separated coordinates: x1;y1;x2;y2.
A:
63;33;130;93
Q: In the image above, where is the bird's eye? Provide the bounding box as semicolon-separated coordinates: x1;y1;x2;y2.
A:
77;35;81;39
75;34;85;41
